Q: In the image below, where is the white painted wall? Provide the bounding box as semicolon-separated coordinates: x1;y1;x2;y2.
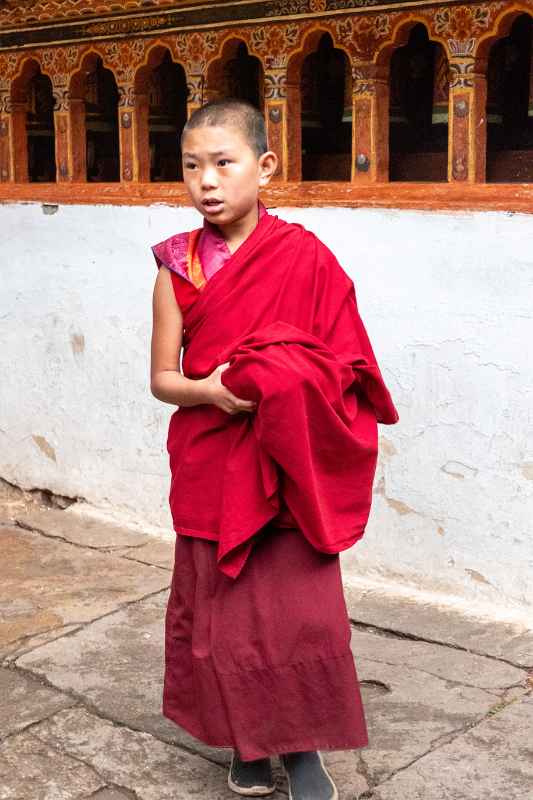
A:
1;201;532;617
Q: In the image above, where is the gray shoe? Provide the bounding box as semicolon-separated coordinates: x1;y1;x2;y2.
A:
280;751;338;800
228;750;276;796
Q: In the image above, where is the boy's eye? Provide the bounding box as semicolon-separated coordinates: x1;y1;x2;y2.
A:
218;159;231;166
184;162;196;169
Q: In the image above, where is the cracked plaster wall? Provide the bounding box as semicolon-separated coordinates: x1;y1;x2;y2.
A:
1;202;532;612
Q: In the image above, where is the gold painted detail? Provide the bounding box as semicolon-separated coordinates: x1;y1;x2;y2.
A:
450;60;475;89
265;72;287;100
85;16;168;37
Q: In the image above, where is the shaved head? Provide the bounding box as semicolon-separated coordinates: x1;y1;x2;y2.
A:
180;98;268;159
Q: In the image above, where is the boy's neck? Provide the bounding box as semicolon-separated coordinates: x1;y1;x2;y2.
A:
213;200;260;255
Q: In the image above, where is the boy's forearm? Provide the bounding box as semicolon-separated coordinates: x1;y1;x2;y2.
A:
151;371;212;407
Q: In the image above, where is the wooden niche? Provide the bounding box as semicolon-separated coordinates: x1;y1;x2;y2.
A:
207;39;264;111
300;32;352;182
70;54;120;182
389;24;449;182
135;47;188;182
486;13;533;182
11;59;56;183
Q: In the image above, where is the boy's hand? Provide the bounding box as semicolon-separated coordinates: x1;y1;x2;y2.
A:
202;362;257;415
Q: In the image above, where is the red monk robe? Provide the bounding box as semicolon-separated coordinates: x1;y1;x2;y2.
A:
152;200;399;760
153;201;398;578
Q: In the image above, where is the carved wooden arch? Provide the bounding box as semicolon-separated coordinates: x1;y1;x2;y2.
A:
69;48;120;100
285;26;353;182
133;42;188;182
11;55;54;102
474;4;533;184
205;35;245;96
206;31;258;67
133;41;188;98
476;4;533;59
32;45;82;90
286;26;353;119
286;24;352;80
10;56;56;183
153;34;181;65
204;34;265;108
67;48;121;182
375;15;449;66
373;17;450;183
233;27;269;64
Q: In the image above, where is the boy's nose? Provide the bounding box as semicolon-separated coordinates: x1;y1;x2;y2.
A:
200;167;218;189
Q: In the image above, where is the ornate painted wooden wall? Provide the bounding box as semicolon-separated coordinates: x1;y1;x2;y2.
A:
1;0;533;211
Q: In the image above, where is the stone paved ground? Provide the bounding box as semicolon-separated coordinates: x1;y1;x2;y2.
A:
1;482;532;800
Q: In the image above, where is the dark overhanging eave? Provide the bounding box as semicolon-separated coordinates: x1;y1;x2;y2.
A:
0;0;462;52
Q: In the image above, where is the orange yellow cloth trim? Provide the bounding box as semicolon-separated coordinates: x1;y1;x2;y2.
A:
186;228;207;291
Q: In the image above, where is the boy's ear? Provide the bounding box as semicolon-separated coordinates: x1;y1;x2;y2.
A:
259;150;278;185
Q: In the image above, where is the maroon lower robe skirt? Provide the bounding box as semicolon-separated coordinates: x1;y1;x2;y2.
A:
162;522;369;761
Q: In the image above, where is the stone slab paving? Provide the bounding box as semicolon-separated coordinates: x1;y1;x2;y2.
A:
15;589;232;764
369;694;533;800
0;730;106;799
15;579;529;794
114;537;175;570
355;657;505;785
350;628;525;692
15;506;154;550
320;749;370;798
344;585;533;667
348;628;529;784
0;525;169;655
27;706;286;799
0;667;75;739
2;623;84;663
2;506;532;800
313;629;528;792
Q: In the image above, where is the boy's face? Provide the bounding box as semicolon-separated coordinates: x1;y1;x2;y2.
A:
181;123;276;227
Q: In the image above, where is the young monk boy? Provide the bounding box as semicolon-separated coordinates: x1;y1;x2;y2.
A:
150;98;399;800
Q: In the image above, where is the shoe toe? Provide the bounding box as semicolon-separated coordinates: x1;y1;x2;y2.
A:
228;753;276;796
280;751;338;800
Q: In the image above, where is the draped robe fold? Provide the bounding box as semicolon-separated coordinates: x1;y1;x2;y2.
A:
152;206;399;760
160;209;398;578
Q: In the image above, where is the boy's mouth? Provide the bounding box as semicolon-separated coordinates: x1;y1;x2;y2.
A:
202;198;224;212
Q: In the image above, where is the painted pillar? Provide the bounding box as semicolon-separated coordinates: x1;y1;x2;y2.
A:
186;73;205;117
52;83;71;182
448;49;488;183
118;84;135;183
68;97;86;181
285;72;302;182
264;67;288;181
0;89;11;182
10;99;28;182
351;62;389;183
133;91;150;183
